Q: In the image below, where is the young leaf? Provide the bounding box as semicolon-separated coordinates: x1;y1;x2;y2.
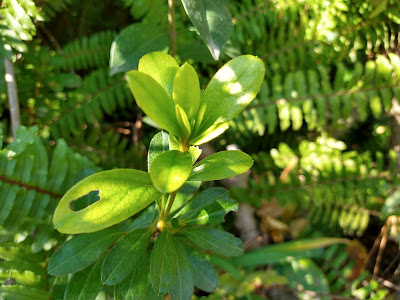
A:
195;55;265;134
185;247;218;292
173;63;200;120
189;151;253;181
109;24;169;75
180;0;232;60
114;253;153;300
148;131;170;172
181;228;243;256
174;187;237;225
126;71;179;136
150;151;193;193
190;121;229;146
102;229;152;285
188;146;202;164
64;256;103;300
48;229;122;276
53;169;161;234
150;231;175;294
169;239;194;300
138;52;179;98
175;104;192;137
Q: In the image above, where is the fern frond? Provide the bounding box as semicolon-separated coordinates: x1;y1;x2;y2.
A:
230;53;400;135
57;31;116;71
0;126;99;245
48;68;134;138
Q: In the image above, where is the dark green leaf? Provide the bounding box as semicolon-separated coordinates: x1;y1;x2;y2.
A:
180;0;232;60
0;286;50;300
150;231;175;294
182;228;243;256
169;239;194;300
64;256;103;300
189;151;253;181
115;253;151;300
109;24;169;75
53;169;161;234
126;71;180;136
102;229;152;285
148;131;170;172
185;247;217;292
174;187;237;225
170;181;202;215
121;204;157;232
48;229;122;275
150;151;193;193
232;238;350;267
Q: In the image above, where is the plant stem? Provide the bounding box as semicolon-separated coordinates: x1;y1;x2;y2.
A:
163;191;177;221
4;58;21;138
156;191;178;232
168;0;176;57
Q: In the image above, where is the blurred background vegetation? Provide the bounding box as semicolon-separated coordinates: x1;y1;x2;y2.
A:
1;0;400;299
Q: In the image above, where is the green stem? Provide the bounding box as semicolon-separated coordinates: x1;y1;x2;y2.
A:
168;0;176;57
163;191;177;221
156;191;178;232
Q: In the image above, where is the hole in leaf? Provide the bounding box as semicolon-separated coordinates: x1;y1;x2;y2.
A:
70;190;100;212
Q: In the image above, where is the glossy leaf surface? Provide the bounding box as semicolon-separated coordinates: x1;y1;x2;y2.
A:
109;24;169;75
181;0;232;60
126;71;179;136
182;228;243;256
150;151;192;193
150;231;175;294
53;169;160;234
64;256;103;300
189;151;253;181
174;187;237;225
102;229;152;285
195;55;265;133
48;229;122;275
148;131;170;172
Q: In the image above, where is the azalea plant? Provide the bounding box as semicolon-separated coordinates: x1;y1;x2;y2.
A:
49;52;265;299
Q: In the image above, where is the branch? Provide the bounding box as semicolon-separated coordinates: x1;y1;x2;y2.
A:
4;58;21;138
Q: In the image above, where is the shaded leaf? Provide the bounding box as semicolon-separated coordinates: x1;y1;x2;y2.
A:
48;229;122;275
102;229;152;285
185;247;217;292
110;24;169;75
148;131;170;172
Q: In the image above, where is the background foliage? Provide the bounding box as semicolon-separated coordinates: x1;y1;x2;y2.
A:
1;0;400;299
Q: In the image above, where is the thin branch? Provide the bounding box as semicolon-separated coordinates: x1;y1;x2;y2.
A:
0;175;63;198
168;0;177;57
4;58;21;138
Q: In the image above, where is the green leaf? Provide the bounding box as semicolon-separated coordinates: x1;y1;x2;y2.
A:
138;52;179;98
148;131;170;172
102;229;152;285
170;181;202;215
175;104;191;137
180;0;232;60
173;62;200;120
53;169;161;234
150;151;193;193
195;55;265;134
126;71;180;136
190;121;229;146
174;187;237;225
282;259;330;300
188;146;202;164
169;239;194;300
48;229;122;276
185;247;218;292
109;24;169;75
381;190;400;217
182;228;243;256
114;253;152;300
64;256;103;300
232;238;350;267
150;231;175;294
0;286;50;300
189;151;253;181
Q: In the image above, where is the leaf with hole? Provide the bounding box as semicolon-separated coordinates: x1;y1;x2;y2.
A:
53;169;161;234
